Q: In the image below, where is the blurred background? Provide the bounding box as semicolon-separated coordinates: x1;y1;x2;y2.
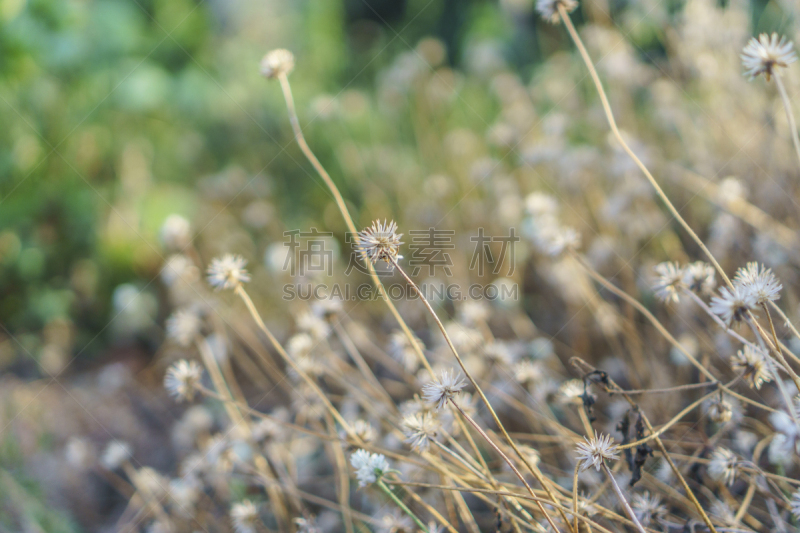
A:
2;0;799;530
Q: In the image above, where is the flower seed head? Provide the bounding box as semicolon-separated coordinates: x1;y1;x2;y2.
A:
709;285;757;326
731;346;772;389
708;447;739;486
350;449;390;487
164;359;203;402
734;261;781;304
422;369;467;409
631;492;667;527
683;261;716;295
653;262;685;303
741;33;797;81
165;308;202;347
536;0;579;24
575;431;619;471
260;49;295;79
207;254;251;290
402;412;441;453
356;219;403;266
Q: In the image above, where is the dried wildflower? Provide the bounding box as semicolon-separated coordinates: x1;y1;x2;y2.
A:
631;492;667;527
231;500;259;533
159;214;191;251
706;396;733;424
709;285;757;326
101;440;132;470
350;449;390;487
514;360;544;384
207;254;251;290
389;330;424;373
708;447;739;485
575;432;620;471
402;412;441;453
683;261;716;295
536;0;579;24
352;419;377;444
422;369;467;409
653;262;684;303
164;360;203;402
356;219;403;266
165;308;202;347
741;33;797;81
734;262;781;304
791;488;800;521
260;48;295;79
730;346;772;389
558;379;591;405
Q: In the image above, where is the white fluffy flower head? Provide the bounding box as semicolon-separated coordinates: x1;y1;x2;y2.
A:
709;285;756;326
207;254;251;290
402;412;441;453
575;431;620;471
536;0;579;24
164;360;203;402
708;447;739;486
165;308;202;347
422;369;467;409
350;449;391;487
260;49;295;79
741;33;797;81
734;262;781;304
731;346;772;390
356;219;404;266
653;262;684;303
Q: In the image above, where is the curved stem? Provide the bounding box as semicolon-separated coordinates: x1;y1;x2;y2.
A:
557;4;732;289
388;255;570;532
275;72;434;377
601;463;646;533
774;73;800;168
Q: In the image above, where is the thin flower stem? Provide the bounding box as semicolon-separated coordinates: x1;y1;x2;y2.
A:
774;73;800;168
572;464;580;533
557;4;732;289
388;255;571;532
746;318;799;428
600;463;647;533
234;284;357;439
449;399;559;533
769;300;800;344
275;72;434;377
761;303;800;390
572;250;773;413
377;479;430;532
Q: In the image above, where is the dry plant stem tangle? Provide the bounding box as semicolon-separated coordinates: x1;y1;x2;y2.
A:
557;4;732;289
387;255;570;533
574;358;719;533
448;399;559;533
774;73;800;168
234;284;358;440
275;72;434;377
572;250;774;413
